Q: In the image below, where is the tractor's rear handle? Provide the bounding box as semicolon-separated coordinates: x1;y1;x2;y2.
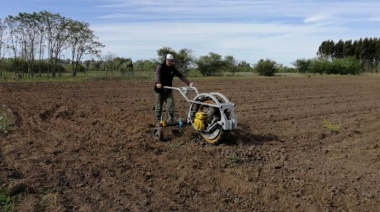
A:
163;86;223;108
163;86;199;102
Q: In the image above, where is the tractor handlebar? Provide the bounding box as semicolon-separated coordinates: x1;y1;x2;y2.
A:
163;86;199;102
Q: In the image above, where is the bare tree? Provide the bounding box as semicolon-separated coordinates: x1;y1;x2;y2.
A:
0;18;7;78
67;21;104;76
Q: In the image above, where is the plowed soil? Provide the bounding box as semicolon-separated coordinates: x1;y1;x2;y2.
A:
1;76;379;211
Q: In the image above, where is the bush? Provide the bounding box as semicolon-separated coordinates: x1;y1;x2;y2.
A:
255;59;278;76
293;59;312;73
0;112;11;134
309;57;362;75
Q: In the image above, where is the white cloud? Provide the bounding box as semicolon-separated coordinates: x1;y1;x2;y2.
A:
3;0;380;66
92;20;349;65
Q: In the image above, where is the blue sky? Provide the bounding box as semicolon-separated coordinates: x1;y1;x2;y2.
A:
1;0;380;66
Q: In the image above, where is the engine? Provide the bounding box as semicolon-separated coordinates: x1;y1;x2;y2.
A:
193;111;207;130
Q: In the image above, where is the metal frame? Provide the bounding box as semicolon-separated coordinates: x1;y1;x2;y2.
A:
163;86;238;131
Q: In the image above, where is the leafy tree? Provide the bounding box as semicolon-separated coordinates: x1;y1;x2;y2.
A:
101;52;116;78
343;40;353;58
156;47;195;73
255;59;278;76
175;48;195;73
224;55;237;75
2;11;104;78
317;37;380;73
196;52;225;76
293;59;312;73
337;57;361;75
317;40;335;60
157;47;175;61
333;39;344;59
0;18;7;78
67;20;104;76
112;57;133;77
134;59;156;72
309;58;329;74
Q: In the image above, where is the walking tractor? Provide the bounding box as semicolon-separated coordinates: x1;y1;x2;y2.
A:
153;86;238;144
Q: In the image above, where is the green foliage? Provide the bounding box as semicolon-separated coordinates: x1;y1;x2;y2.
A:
236;66;253;72
323;118;341;133
0;187;14;211
0;112;11;134
278;65;297;73
317;37;380;73
308;57;362;75
309;58;330;74
334;57;362;75
293;59;312;73
0;59;67;76
255;59;278;76
229;153;242;164
119;61;134;77
133;59;157;72
156;47;195;73
196;52;225;76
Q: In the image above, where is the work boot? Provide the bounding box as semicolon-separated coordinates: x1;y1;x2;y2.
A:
168;113;174;123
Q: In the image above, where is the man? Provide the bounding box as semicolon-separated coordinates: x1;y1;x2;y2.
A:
154;54;194;123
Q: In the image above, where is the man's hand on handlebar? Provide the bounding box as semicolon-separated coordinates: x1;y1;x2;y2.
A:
156;83;162;89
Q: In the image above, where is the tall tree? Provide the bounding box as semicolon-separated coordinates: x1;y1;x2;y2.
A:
67;20;104;76
317;40;335;60
224;55;237;75
343;40;353;58
156;47;195;73
333;39;344;59
0;18;7;77
196;52;224;76
14;12;43;76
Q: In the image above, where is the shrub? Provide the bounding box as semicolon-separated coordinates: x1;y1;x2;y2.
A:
323;118;341;133
0;112;11;134
229;153;242;164
0;187;14;211
255;59;278;76
309;57;362;75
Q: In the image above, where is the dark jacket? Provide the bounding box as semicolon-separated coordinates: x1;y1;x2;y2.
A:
154;63;190;94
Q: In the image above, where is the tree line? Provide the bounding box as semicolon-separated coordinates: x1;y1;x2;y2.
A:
0;11;252;78
0;11;104;78
318;38;380;68
292;38;380;75
317;38;380;73
1;10;380;78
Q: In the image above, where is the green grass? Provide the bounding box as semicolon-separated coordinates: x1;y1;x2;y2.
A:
0;187;15;212
0;112;12;134
323;118;341;133
229;153;242;164
2;70;380;83
0;70;155;82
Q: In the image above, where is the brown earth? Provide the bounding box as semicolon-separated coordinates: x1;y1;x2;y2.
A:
1;76;379;211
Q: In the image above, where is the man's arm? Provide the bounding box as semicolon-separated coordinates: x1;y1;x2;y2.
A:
155;65;162;88
179;76;192;86
174;68;193;86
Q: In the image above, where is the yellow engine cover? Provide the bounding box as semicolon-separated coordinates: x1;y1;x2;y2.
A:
195;112;207;120
194;112;207;130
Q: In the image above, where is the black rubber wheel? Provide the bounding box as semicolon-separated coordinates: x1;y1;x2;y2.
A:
200;126;223;144
194;99;223;144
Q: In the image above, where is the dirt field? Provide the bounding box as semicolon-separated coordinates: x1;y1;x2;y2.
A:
1;76;379;211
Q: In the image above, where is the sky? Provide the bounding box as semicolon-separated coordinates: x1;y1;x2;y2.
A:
1;0;380;66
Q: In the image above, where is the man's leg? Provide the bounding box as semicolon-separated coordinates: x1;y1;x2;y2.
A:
155;92;165;122
166;92;175;122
